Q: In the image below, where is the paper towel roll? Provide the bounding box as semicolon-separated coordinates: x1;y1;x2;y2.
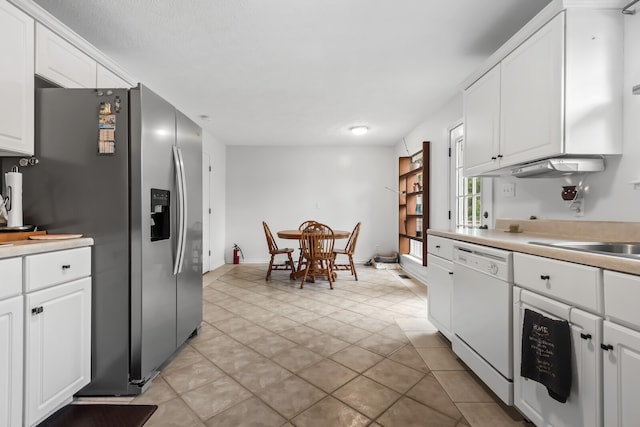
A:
5;171;23;227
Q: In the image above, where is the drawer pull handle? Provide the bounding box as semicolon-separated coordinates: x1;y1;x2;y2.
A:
31;306;44;315
601;343;613;351
491;156;497;160
580;333;592;340
62;264;71;270
540;275;550;280
448;272;454;275
435;245;441;249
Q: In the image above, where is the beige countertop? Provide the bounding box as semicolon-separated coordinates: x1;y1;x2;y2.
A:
428;219;640;276
0;237;94;259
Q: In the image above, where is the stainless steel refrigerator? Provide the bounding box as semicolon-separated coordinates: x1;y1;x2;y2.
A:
5;83;203;395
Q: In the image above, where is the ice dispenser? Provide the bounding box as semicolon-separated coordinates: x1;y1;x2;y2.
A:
150;189;170;241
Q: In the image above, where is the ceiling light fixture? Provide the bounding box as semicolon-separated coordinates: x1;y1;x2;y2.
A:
350;126;369;136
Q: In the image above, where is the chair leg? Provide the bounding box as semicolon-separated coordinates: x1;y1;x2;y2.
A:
287;252;295;273
349;255;357;280
300;261;310;289
326;259;334;290
266;255;275;281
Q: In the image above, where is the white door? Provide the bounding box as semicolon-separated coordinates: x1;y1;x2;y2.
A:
25;278;91;426
0;1;34;156
603;320;640;427
500;12;563;167
0;296;23;427
514;288;602;427
463;64;501;176
202;152;211;273
426;254;453;340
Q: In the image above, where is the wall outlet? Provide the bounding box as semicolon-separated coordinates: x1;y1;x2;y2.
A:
502;183;515;198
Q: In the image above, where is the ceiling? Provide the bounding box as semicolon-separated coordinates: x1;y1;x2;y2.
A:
33;0;552;146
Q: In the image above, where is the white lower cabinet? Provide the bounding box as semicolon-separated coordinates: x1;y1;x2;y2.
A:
602;270;640;427
24;277;91;426
426;254;453;340
426;236;454;340
602;320;640;427
0;295;23;427
513;287;602;427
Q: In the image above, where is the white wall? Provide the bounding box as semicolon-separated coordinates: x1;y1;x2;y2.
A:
398;13;640;227
395;95;462;230
225;145;396;263
203;130;227;270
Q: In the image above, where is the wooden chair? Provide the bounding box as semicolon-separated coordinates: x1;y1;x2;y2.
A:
333;222;361;280
297;220;317;270
300;222;335;289
262;221;295;281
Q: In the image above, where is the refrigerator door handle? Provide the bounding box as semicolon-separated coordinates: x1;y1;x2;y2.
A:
177;147;188;272
172;146;186;275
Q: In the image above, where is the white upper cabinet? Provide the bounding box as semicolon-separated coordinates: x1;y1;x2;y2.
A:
463;65;501;176
96;64;131;88
500;13;563;167
0;1;34;156
463;8;622;176
36;23;97;88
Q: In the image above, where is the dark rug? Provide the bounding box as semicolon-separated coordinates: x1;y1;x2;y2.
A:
38;404;157;427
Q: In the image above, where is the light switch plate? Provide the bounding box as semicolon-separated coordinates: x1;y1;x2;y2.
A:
502;183;515;198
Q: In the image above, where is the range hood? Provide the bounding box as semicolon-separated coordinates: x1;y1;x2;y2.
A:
510;157;605;178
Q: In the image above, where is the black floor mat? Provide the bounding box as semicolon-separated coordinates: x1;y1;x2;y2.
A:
38;404;157;427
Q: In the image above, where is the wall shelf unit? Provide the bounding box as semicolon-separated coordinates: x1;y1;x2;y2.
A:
398;141;430;265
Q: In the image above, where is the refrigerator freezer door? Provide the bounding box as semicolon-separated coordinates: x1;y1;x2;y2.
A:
176;111;203;346
129;85;178;383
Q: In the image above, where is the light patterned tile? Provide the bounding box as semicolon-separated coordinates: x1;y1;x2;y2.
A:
330;345;384;373
456;403;526;427
298;359;358;393
377;396;458;427
131;377;176;405
144;397;205;427
256;376;326;419
356;333;405;356
433;371;495;403
416;347;467;371
271;345;324;372
292;396;370;427
302;333;350;357
162;359;226;394
333;376;400;419
205;397;286;427
405;330;450;348
246;333;297;358
180;375;251;420
406;373;462;420
388;344;430;373
363;359;425;394
230;358;292;393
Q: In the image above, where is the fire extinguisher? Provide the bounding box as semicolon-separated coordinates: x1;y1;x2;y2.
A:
233;243;244;264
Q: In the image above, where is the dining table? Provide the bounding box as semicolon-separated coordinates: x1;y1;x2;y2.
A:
277;228;350;280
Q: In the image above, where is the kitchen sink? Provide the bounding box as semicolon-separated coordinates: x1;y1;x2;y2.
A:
529;241;640;259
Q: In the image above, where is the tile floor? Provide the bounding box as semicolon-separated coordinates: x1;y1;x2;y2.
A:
80;264;530;426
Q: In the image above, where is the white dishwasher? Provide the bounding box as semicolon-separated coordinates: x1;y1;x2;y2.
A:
452;241;514;405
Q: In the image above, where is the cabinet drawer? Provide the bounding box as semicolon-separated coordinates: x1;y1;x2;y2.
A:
427;236;454;261
604;270;640;330
24;247;91;292
513;253;602;313
0;257;22;300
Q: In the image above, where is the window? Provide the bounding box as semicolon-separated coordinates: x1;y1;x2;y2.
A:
449;123;491;229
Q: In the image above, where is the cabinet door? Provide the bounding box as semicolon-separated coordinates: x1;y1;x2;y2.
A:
96;64;131;88
500;12;564;167
426;254;453;340
25;278;91;426
0;1;34;156
603;321;640;427
0;296;23;427
35;24;97;88
514;290;602;427
463;65;501;176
